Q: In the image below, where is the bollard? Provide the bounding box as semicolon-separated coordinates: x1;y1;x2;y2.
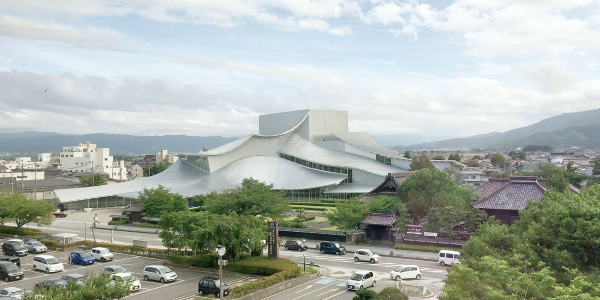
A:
390;251;394;256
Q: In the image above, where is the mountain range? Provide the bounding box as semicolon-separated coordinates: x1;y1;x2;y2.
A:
402;108;600;151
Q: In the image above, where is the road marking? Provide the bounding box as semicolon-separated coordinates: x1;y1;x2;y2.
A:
323;290;347;300
317;288;340;297
125;274;204;298
290;280;342;300
315;278;337;284
294;284;313;293
336;281;347;286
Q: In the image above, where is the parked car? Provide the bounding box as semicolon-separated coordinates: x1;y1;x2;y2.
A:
60;274;85;285
24;241;47;254
0;262;23;282
111;273;141;292
2;240;23;246
319;241;346;255
91;247;113;262
0;287;23;299
198;276;229;297
390;265;421;280
0;257;20;268
70;251;95;265
35;278;68;289
438;250;461;266
1;243;27;257
353;249;380;263
21;238;34;244
284;240;307;251
102;265;130;275
142;265;177;283
346;270;376;291
32;255;64;273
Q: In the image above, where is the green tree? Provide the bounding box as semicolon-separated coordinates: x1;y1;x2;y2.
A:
378;287;408;300
366;196;411;228
593;158;600;176
444;167;465;185
24;272;130;300
11;194;54;228
403;151;411;159
0;191;15;226
490;153;508;168
325;199;370;230
431;155;445;160
138;185;187;218
353;289;381;300
205;178;290;220
144;160;171;177
79;173;106;187
464;158;480;167
409;154;435;171
490;172;510;178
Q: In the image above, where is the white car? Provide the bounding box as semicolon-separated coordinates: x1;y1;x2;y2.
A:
111;273;141;292
91;247;113;262
346;270;376;291
390;265;422;281
32;255;64;273
438;250;461;266
353;249;380;263
142;265;177;283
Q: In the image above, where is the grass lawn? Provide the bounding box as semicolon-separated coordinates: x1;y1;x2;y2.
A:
321;225;341;231
305;217;328;222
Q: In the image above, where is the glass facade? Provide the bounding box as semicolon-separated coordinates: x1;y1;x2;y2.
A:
376;154;392;165
184;155;210;172
279;153;352;183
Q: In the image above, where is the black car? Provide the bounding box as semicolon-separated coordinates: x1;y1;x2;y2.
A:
284;240;307;251
198;277;229;297
35;278;69;289
0;257;20;268
60;273;85;285
1;244;27;257
319;241;346;255
0;262;23;282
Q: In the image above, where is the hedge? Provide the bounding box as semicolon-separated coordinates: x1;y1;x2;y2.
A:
288;205;331;212
168;253;220;269
394;243;447;253
287;202;336;207
0;226;46;237
108;220;127;225
137;223;162;228
227;257;301;297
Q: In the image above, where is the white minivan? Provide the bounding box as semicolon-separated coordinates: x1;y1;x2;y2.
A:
91;247;113;262
143;265;177;283
32;255;64;273
438;250;461;266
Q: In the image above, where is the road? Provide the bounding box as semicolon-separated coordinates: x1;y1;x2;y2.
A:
269;249;447;300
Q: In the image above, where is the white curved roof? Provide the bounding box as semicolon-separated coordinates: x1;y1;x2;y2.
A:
278;134;407;176
55;160;208;203
333;132;403;158
153;156;347;197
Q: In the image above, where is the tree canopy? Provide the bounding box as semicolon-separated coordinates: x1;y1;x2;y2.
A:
79;173;106;187
137;185;187;218
0;191;54;228
325;196;411;231
204;178;290;220
24;272;130;300
144;160;171;177
409;154;435;171
490;153;509;168
440;185;600;300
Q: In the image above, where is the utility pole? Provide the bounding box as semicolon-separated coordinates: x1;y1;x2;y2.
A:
20;161;24;194
92;161;94;187
33;162;37;200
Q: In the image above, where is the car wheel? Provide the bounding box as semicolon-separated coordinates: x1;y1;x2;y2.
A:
45;268;49;274
216;292;220;298
354;257;359;262
33;265;37;271
320;250;324;254
440;261;446;266
285;246;288;250
101;257;106;262
336;251;341;255
416;274;421;280
372;280;376;287
395;275;400;281
370;259;375;264
144;275;149;281
298;247;302;251
80;261;83;266
4;276;9;282
359;285;363;290
198;291;203;296
160;277;165;284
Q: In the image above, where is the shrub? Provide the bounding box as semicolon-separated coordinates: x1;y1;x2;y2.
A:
168;254;220;268
353;289;380;300
378;287;409;300
394;243;449;253
288;205;330;212
0;226;45;237
287;202;337;207
278;220;307;228
108;220;127;225
40;239;59;248
137;223;161;228
228;257;301;297
304;216;316;221
78;241;174;257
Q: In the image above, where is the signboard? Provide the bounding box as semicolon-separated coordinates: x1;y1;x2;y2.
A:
267;220;279;259
424;232;438;238
405;225;422;234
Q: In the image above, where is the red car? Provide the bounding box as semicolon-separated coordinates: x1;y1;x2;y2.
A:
284;240;307;251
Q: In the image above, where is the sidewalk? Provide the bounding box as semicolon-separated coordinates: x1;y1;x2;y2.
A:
93;223;163;234
300;240;439;262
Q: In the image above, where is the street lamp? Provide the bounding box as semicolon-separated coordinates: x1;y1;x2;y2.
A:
217;246;227;300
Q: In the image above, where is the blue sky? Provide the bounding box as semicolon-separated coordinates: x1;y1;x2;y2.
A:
0;0;599;144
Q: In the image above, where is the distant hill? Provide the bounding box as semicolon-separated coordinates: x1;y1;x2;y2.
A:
405;108;600;150
0;132;240;155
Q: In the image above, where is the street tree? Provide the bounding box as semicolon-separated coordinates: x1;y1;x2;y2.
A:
409;154;435;171
205;178;290;219
138;185;187;218
79;173;106;187
0;191;16;226
325;199;370;230
11;194;54;228
24;272;130;300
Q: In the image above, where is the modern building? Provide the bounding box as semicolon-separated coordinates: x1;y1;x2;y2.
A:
51;141;126;181
54;109;462;207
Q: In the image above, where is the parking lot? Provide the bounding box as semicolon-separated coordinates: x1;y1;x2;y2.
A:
0;238;262;299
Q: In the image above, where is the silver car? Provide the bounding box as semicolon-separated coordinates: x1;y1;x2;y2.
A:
142;265;177;283
24;241;47;254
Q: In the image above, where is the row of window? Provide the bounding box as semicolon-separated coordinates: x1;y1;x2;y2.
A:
185;156;210;172
376;154;392;165
279;154;352;183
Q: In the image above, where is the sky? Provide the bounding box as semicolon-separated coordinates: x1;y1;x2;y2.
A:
0;0;599;141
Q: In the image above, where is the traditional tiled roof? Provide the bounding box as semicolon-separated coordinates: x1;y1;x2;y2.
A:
359;172;413;201
362;213;396;227
472;178;510;199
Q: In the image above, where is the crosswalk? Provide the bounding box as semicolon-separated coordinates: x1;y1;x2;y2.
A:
287;253;447;274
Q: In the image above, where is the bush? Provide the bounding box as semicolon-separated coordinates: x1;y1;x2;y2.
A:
287;202;337;207
228;257;301;297
108;220;127;225
378;287;408;300
394;243;449;253
137;223;161;228
0;226;45;237
353;289;380;300
40;239;59;248
278;220;307;228
288;205;330;212
168;253;220;268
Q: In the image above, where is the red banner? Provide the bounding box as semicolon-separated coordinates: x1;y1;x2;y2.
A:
406;225;422;234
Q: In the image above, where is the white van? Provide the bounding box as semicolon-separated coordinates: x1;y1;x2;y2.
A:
438;250;461;266
32;255;64;273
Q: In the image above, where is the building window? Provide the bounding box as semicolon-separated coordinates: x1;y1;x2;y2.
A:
105;158;108;161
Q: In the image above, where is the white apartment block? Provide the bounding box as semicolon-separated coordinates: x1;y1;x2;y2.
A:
53;141;127;181
156;149;178;163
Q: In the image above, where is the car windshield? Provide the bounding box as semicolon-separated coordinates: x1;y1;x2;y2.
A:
394;266;405;272
5;265;19;272
366;250;373;255
158;267;172;273
46;258;60;264
123;275;136;282
334;243;341;248
113;267;128;273
14;245;26;250
350;274;363;281
80;253;92;258
213;279;228;287
30;242;44;247
296;241;303;244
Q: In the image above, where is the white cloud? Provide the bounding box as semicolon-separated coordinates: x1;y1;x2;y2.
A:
511;61;581;93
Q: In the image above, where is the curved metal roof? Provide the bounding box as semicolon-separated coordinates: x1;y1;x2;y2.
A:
333;132;403;158
55;159;208;203
153;156;348;197
278;134;407;176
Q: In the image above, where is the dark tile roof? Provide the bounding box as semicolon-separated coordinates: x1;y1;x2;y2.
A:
126;204;143;212
472;178;510;199
359;172;413;201
362;213;396;227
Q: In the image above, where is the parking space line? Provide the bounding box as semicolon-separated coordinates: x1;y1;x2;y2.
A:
125;274;205;298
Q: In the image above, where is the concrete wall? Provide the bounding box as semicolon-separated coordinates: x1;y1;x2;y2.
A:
259;110;309;136
352;169;385;185
391;157;411;170
306;110;348;142
207;135;285;172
